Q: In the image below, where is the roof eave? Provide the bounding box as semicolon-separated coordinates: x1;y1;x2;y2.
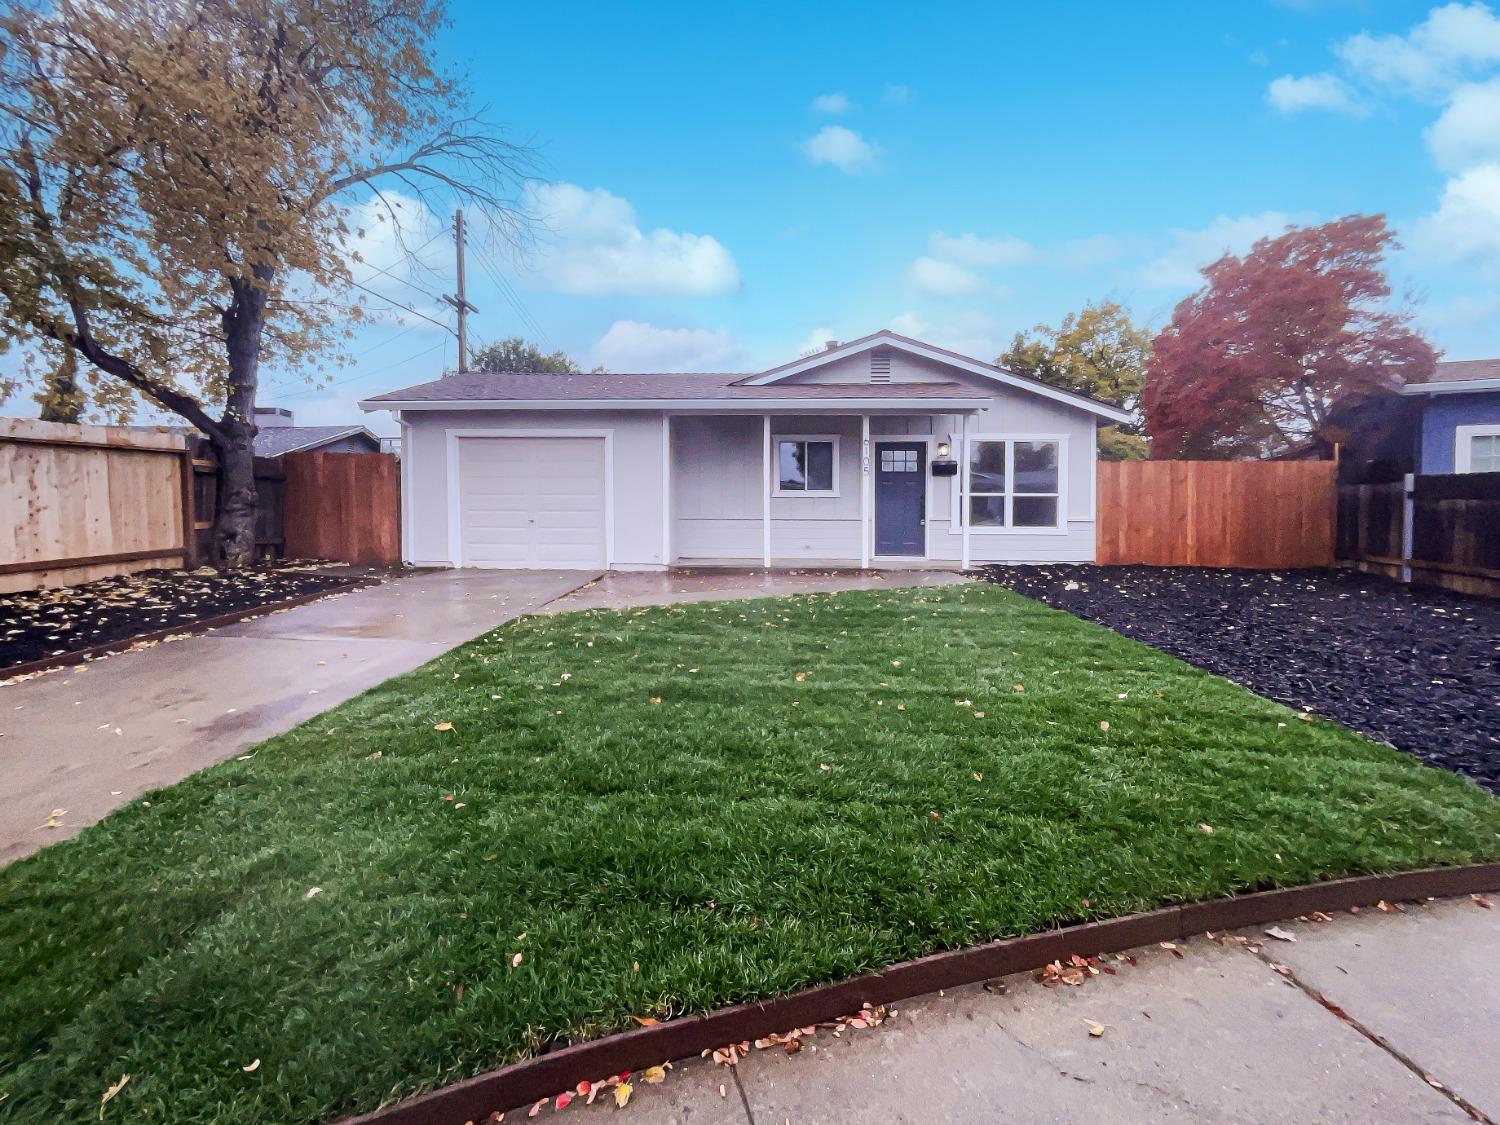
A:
1400;378;1500;396
359;397;991;413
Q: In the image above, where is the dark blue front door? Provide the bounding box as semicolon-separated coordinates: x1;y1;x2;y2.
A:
875;442;926;556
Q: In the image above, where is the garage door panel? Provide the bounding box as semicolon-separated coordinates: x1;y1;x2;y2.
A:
457;436;607;568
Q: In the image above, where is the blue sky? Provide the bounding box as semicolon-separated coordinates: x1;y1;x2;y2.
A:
123;4;1500;428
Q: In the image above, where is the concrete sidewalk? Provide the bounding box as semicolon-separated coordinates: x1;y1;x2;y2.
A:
568;895;1498;1124
0;569;595;865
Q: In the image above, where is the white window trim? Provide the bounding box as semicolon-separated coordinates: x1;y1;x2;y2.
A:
772;433;841;497
1455;423;1500;473
949;433;1070;536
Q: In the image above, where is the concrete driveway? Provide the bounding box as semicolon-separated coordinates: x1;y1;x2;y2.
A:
0;569;595;865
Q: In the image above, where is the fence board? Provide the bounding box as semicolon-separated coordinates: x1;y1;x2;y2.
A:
1341;472;1500;597
282;451;400;566
1097;460;1336;568
0;418;188;593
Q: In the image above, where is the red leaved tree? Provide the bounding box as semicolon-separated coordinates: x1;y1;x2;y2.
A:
1143;215;1436;459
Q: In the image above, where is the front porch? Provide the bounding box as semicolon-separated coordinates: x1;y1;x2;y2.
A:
666;411;978;570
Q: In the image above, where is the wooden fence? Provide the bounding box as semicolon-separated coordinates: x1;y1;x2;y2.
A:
282;451;401;567
2;421;402;592
1097;460;1337;568
1338;471;1500;597
0;418;191;594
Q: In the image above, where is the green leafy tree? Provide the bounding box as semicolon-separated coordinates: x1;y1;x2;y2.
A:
469;337;582;374
998;300;1150;460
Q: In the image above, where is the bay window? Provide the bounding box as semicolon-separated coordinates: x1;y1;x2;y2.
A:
964;437;1063;529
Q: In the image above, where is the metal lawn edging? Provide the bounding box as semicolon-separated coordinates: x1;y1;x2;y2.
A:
340;862;1500;1125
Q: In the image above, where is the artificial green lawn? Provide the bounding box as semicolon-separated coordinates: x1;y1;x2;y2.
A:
3;583;1499;1123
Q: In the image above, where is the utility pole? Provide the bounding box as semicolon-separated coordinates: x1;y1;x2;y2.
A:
442;208;480;371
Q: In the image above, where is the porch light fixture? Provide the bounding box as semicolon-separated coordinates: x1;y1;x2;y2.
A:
936;441;951;458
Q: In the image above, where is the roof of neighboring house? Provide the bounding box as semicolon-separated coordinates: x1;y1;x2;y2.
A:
253;425;379;457
361;370;988;405
1401;358;1500;396
360;329;1133;422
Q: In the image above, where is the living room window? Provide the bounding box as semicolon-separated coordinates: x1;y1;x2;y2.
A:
964;438;1064;529
774;436;839;495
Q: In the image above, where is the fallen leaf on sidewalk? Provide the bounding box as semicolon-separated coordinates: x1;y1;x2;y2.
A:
1264;926;1297;942
1083;1019;1107;1038
613;1083;632;1108
642;1066;666;1085
1471;894;1492;910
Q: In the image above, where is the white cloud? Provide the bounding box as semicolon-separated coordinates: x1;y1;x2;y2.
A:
927;231;1036;269
1266;73;1361;114
887;310;1003;361
589;321;745;372
906;256;1000;297
1136;211;1298;289
794;326;839;356
801;126;881;173
520;183;740;297
1335;1;1500;94
1413;161;1500;262
810;92;852;114
1426;77;1500;168
883;83;911;104
329;191;451;329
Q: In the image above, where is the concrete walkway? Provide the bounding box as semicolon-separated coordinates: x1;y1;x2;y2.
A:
0;569;595;865
565;895;1498;1124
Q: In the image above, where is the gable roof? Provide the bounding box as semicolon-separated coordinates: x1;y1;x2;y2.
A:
1401;358;1500;396
359;330;1132;422
734;329;1132;422
253;425;380;457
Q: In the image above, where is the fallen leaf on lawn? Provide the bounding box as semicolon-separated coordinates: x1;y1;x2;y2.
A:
100;1073;129;1117
794;672;807;682
1012;683;1025;692
614;1083;632;1108
649;696;662;705
304;886;322;900
1198;823;1214;835
1084;1019;1107;1038
972;771;983;782
1099;721;1109;732
241;1059;260;1072
631;1016;659;1027
642;1066;666;1085
1264;926;1297;942
511;952;523;968
1295;712;1313;722
433;721;453;732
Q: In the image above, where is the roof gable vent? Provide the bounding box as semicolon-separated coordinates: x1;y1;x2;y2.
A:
869;349;893;383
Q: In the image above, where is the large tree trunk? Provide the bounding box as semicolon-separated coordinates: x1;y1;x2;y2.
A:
213;274;270;569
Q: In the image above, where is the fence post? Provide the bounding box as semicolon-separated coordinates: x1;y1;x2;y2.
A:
1400;472;1415;585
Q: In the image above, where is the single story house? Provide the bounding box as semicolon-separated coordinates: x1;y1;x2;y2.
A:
251;406;381;459
359;330;1130;570
1400;359;1500;474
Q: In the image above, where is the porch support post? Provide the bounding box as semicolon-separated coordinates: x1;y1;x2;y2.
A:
860;414;871;568
661;413;672;567
762;414;772;567
960;412;972;570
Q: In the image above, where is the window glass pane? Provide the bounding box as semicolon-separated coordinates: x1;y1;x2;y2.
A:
806;441;834;491
970;494;1006;526
1013;495;1058;527
1472;435;1500;472
778;440;805;490
969;441;1005;493
1013;441;1058;494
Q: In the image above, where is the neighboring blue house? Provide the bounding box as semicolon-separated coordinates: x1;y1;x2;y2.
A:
1401;359;1500;474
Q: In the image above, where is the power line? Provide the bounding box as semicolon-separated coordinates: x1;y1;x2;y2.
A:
471;244;555;353
348;279;456;336
267;341;446;402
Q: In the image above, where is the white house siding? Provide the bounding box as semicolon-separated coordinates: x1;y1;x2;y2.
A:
400;409;669;568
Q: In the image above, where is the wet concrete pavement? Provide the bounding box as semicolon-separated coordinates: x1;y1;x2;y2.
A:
0;569;595;865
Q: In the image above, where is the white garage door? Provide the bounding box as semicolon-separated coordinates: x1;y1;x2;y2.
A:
456;436;607;568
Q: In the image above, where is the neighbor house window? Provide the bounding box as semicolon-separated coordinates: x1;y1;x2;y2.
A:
1456;425;1500;473
965;438;1062;528
775;436;839;495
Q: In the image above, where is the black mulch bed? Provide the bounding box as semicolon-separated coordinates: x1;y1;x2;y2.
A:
0;567;357;672
976;565;1500;793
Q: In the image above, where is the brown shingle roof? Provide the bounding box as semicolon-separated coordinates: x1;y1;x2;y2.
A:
365;371;989;403
1430;359;1500;383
